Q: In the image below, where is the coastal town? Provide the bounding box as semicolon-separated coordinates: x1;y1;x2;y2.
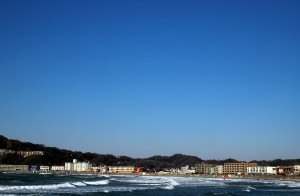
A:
0;149;299;178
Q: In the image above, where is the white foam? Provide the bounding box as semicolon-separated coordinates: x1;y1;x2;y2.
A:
100;186;150;193
286;182;300;188
83;180;109;185
39;173;52;175
161;185;174;190
113;176;161;184
99;174;110;178
248;186;256;190
0;182;74;191
72;182;86;186
243;185;256;192
166;177;226;187
168;178;180;186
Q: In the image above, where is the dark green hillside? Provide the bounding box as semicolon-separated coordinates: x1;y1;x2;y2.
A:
0;135;201;168
1;135;300;168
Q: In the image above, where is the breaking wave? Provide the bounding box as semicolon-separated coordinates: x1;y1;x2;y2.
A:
1;173;300;195
0;182;74;191
161;185;175;190
83;179;109;185
72;182;86;186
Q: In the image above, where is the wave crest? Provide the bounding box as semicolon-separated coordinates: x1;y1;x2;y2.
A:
0;182;74;191
83;180;109;185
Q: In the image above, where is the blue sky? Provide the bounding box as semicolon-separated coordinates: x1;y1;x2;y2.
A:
0;0;299;161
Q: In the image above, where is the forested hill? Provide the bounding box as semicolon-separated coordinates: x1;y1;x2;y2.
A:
0;135;202;168
1;135;300;168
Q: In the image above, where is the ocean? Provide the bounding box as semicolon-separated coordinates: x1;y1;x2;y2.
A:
0;172;300;195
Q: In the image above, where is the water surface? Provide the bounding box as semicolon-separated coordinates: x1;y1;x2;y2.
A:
1;172;300;195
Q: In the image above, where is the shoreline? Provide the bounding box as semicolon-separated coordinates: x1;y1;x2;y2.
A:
2;170;300;182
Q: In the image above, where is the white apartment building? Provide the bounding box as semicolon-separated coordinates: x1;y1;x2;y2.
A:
65;162;74;171
180;165;195;174
74;162;92;172
247;166;276;175
216;165;223;175
205;165;223;175
64;159;92;172
180;165;189;174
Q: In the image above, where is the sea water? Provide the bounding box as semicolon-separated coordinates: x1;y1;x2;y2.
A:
0;172;300;195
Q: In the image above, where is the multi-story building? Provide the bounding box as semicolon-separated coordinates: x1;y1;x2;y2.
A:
195;163;222;175
0;164;29;171
247;166;276;175
65;159;92;172
65;162;74;171
195;163;205;174
204;164;216;174
216;165;223;175
74;162;92;172
223;162;257;175
180;165;190;174
108;166;135;173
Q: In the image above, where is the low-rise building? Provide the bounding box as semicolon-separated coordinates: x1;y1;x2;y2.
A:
108;166;135;173
51;166;65;171
0;164;29;171
170;168;180;174
0;149;15;155
187;168;196;174
275;166;293;175
292;165;300;174
99;165;108;173
17;151;44;157
247;166;276;175
0;149;44;157
40;166;50;171
31;165;38;172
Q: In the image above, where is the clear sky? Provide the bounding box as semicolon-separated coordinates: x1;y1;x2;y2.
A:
0;0;299;161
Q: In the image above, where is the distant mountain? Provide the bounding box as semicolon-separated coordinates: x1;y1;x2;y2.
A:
0;135;299;168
